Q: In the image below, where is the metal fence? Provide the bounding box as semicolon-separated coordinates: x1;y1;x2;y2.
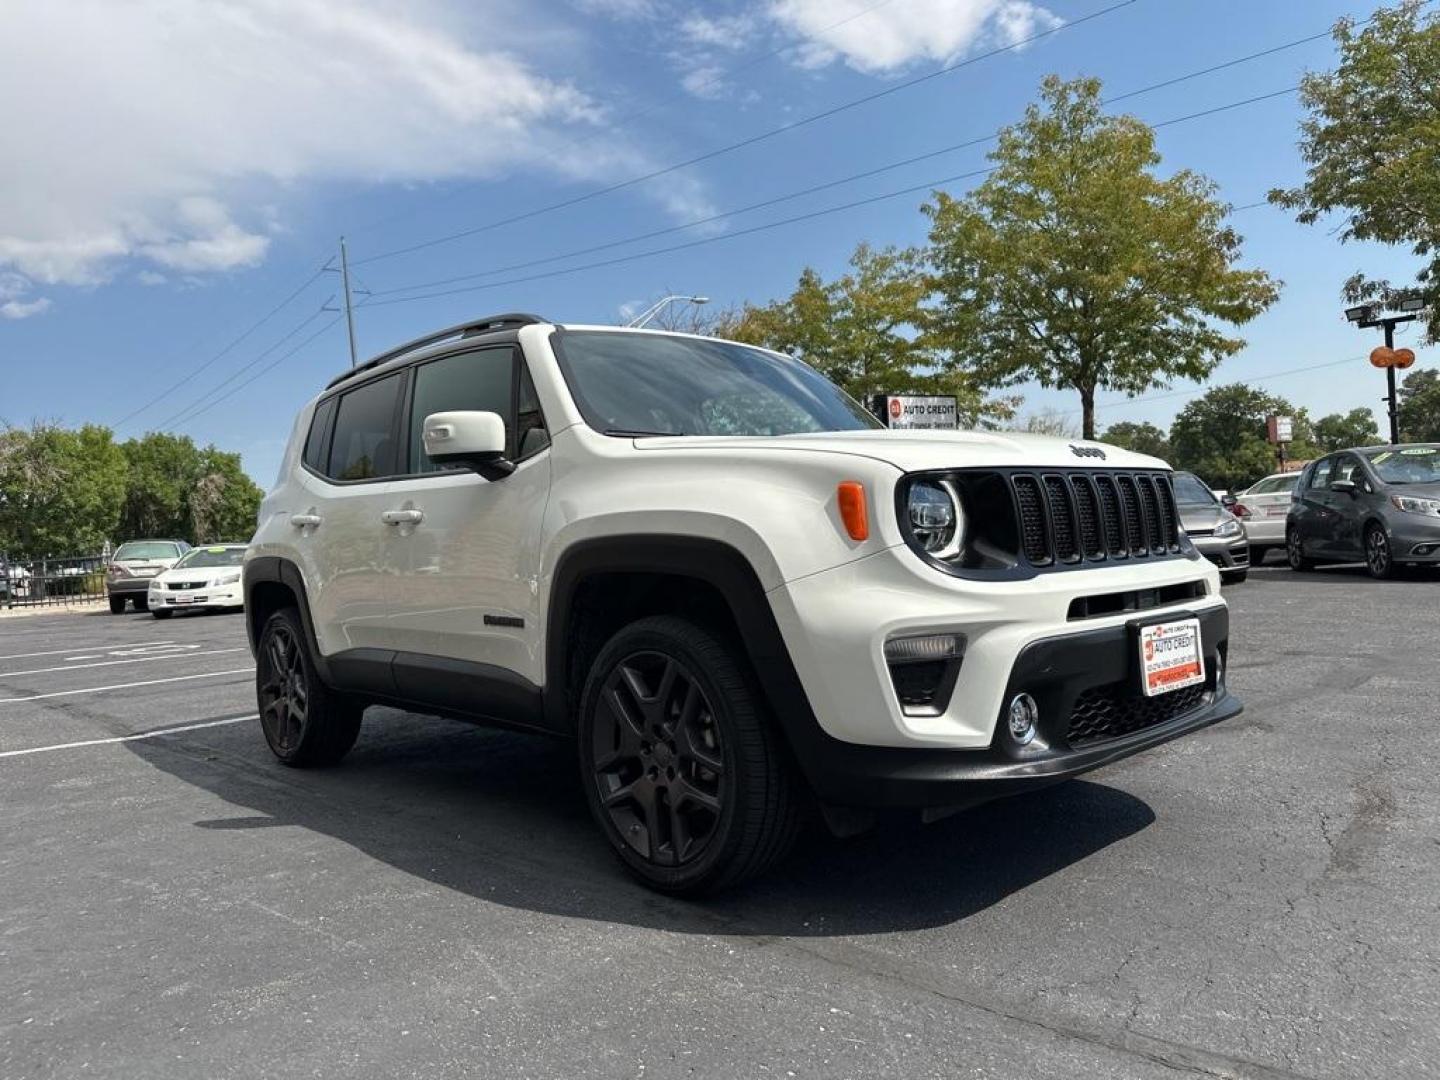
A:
0;552;109;608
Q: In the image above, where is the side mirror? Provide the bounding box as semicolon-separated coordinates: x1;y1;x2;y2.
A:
1220;493;1237;509
422;411;513;480
1330;479;1357;496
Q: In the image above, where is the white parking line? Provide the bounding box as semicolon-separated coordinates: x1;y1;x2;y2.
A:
0;668;255;704
0;648;247;679
0;641;177;662
0;715;256;760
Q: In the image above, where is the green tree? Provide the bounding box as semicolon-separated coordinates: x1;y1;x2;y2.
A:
925;76;1280;439
119;433;263;544
718;243;1006;426
1399;367;1440;440
1270;3;1440;339
1313;407;1381;451
1100;420;1171;460
0;423;128;557
1169;385;1321;491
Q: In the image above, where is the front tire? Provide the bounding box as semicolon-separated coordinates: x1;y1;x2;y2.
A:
1223;570;1248;585
578;615;803;896
256;607;362;767
152;609;172;620
108;595;126;614
1365;523;1395;580
1286;526;1314;571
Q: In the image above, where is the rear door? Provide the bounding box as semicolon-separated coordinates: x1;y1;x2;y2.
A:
291;371;406;655
379;346;552;691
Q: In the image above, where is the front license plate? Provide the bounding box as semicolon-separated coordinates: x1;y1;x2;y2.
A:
1139;619;1205;697
174;595;194;604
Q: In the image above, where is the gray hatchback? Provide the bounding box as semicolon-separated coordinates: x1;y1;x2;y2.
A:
1286;443;1440;579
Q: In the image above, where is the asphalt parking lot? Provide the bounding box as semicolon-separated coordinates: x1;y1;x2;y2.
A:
2;567;1437;1080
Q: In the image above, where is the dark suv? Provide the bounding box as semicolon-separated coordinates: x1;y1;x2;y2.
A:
1286;444;1440;579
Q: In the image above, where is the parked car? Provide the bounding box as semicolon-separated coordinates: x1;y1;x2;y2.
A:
106;540;190;613
0;559;31;601
1235;471;1302;564
146;544;248;619
1286;443;1440;579
245;313;1241;894
1172;471;1248;583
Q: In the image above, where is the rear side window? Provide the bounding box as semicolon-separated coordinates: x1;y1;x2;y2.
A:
328;374;403;481
408;348;515;473
303;397;337;473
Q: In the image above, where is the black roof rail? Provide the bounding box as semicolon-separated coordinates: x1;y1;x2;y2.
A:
325;313;548;390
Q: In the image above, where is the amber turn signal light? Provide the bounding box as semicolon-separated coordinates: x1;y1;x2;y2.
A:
837;481;869;541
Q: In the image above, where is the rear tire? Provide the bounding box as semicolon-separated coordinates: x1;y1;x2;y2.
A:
256;607;362;767
578;614;804;896
1286;527;1314;571
1224;570;1248;585
108;595;126;614
1248;545;1269;566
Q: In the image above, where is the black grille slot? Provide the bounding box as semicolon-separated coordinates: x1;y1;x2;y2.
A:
1071;476;1103;559
1067;681;1207;746
1012;475;1051;565
1093;475;1126;555
1116;476;1146;555
1043;476;1079;562
1154;475;1181;552
1136;475;1164;553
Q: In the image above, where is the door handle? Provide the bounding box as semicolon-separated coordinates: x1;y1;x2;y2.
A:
289;513;322;528
381;509;424;526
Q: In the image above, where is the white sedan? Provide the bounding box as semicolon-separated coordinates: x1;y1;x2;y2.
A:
146;544;247;619
1235;472;1302;562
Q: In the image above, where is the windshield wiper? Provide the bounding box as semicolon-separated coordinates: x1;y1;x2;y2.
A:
603;428;685;438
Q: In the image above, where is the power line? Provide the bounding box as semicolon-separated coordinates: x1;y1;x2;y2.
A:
171;316;344;431
111;262;331;430
156;305;333;430
368;70;1301;302
351;0;1142;267
359;85;1299;309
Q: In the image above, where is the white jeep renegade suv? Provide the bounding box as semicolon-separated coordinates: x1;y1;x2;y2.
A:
245;313;1240;894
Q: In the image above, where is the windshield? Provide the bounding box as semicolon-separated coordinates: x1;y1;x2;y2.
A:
1363;444;1440;484
554;330;882;437
114;542;180;561
174;546;246;570
1171;473;1217;507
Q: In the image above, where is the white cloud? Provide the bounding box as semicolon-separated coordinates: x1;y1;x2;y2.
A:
573;0;661;19
0;0;716;312
0;297;52;320
768;0;1061;74
680;13;758;49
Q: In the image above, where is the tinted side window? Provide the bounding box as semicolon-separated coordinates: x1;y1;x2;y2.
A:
328;374;402;481
517;363;550;460
1307;458;1334;490
409;348;514;473
303;397;337;473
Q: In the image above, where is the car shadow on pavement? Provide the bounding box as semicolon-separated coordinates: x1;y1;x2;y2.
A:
125;712;1155;938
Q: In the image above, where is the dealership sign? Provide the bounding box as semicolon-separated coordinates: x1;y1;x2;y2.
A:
1266;415;1293;444
875;394;959;430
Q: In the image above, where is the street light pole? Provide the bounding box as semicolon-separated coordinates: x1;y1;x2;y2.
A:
1383;320;1399;445
627;295;710;329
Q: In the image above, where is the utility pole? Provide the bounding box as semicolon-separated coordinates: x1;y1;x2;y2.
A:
339;236;359;368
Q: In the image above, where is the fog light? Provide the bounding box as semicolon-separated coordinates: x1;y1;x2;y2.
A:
1007;692;1039;745
884;633;964;663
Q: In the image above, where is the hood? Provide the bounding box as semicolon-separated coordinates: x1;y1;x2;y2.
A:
1387;480;1440;500
631;429;1168;473
1178;503;1233;533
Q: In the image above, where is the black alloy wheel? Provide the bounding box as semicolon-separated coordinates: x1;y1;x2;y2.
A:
591;650;726;868
1286;526;1314;571
256;608;362;767
578;615;803;895
1365;523;1395;580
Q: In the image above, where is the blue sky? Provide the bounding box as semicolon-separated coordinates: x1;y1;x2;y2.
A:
0;0;1423;484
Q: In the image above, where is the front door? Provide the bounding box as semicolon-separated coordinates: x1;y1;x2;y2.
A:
380;346;552;689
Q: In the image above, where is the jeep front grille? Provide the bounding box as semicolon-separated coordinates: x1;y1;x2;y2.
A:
1010;470;1183;569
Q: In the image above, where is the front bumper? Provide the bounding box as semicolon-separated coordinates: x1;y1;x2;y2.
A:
1387;515;1440;562
1190;534;1249;574
147;582;244;610
786;606;1238;810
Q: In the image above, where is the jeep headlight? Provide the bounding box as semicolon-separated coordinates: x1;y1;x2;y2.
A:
1214;519;1242;539
1391;494;1440;517
906;480;962;557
